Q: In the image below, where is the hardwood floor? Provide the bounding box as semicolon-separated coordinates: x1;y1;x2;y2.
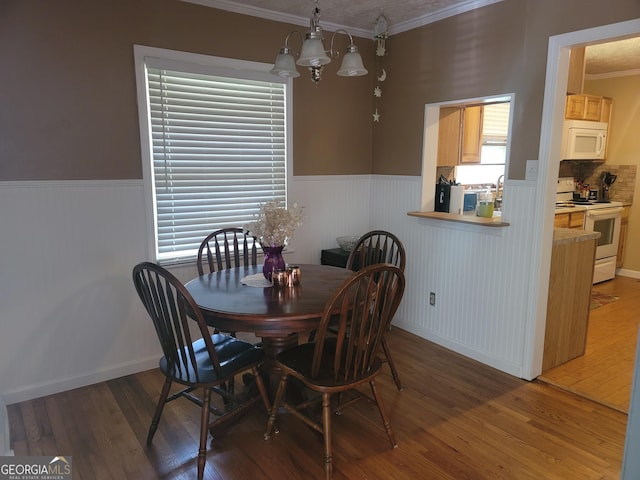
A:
8;328;627;479
539;275;640;413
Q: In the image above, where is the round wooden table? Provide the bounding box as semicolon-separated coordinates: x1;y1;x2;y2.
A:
185;263;353;390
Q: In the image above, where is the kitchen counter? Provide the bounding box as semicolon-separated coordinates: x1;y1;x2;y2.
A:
407;211;509;227
543;228;599;372
554;205;587;215
553;227;600;245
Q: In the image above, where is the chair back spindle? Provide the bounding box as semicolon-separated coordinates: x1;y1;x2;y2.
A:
197;228;257;276
346;230;406;272
133;262;222;383
311;263;405;383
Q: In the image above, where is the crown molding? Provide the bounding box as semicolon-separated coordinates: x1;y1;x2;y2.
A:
585;68;640;81
388;0;504;35
180;0;371;38
180;0;504;39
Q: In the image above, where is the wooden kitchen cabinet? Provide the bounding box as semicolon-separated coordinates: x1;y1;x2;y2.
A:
460;106;483;163
437;105;484;166
554;211;585;229
617;206;629;268
543;230;598;372
600;97;613;123
565;94;612;122
437;107;462;167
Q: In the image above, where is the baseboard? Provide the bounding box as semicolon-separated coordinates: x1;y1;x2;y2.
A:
617;268;640;279
394;321;525;379
3;356;159;406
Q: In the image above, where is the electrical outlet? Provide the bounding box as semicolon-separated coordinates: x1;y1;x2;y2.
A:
429;292;436;306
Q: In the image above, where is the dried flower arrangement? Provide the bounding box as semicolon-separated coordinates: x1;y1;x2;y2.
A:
244;201;304;247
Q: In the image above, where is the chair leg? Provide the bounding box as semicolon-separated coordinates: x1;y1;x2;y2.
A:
147;377;172;445
322;393;333;480
381;336;403;391
369;380;397;449
197;387;212;480
264;373;288;439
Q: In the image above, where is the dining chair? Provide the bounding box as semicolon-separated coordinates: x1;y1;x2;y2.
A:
197;227;257;337
264;263;405;480
196;227;258;276
342;230;407;391
132;262;270;480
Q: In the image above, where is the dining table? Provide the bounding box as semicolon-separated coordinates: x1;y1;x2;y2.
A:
184;263;354;393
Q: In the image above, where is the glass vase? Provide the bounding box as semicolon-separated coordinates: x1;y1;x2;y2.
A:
262;245;286;280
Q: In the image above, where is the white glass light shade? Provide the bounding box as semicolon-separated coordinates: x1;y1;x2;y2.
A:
336;47;368;77
270;49;300;78
297;34;331;67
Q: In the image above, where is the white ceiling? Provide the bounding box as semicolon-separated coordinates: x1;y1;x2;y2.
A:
184;0;640;76
183;0;504;37
585;37;640;77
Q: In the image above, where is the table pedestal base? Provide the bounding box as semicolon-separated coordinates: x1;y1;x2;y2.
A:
259;333;299;398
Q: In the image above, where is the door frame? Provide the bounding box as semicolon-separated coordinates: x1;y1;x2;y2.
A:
531;17;640;478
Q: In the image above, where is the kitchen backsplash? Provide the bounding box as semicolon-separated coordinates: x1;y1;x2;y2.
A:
559;162;636;205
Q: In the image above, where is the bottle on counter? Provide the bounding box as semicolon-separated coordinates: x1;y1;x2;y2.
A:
477;188;494;218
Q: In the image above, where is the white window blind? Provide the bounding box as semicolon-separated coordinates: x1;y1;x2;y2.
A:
482;102;511;144
145;66;287;262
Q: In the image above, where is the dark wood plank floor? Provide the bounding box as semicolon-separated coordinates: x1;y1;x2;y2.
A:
9;328;627;479
539;275;640;413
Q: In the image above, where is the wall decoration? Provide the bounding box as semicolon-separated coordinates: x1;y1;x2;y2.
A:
372;13;388;123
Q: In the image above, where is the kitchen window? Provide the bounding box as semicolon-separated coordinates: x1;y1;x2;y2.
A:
134;46;291;264
454;101;510;185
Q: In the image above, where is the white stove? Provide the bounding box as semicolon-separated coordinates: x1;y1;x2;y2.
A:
555;177;622;210
556;177;623;283
555;200;623;210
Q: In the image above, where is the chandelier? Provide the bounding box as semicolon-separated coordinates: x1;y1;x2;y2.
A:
270;5;368;85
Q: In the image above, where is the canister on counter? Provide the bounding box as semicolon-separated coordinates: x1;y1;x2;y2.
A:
476;189;494;218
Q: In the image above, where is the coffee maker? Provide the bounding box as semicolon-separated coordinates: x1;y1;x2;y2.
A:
601;171;617;202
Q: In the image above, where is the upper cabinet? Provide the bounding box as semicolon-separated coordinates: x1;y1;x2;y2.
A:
565;94;612;122
461;106;484;164
437;105;484;166
437;107;462;167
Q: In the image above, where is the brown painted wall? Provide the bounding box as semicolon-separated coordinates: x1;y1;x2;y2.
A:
2;0;638;181
0;0;374;180
373;0;640;179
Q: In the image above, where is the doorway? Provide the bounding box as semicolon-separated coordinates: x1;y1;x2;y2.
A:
536;17;640;479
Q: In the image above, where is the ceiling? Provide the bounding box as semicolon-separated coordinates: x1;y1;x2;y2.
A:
585;37;640;77
184;0;503;36
184;0;640;76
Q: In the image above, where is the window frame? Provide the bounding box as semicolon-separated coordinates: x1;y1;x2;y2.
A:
133;45;293;265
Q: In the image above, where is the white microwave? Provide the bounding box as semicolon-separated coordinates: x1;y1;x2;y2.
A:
561;120;607;160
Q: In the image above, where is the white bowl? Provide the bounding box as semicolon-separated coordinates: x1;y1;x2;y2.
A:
336;235;359;252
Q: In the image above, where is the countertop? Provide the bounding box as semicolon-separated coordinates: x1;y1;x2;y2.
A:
553;228;600;245
554;205;587;214
407;211;509;227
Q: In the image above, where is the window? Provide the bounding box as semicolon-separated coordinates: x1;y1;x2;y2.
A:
134;46;291;264
449;99;511;185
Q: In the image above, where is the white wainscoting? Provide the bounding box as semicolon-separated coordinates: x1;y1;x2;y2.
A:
0;175;543;415
0;181;160;406
286;175;374;264
369;176;541;378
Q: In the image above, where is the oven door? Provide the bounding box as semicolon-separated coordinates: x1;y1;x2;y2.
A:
584;207;623;259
